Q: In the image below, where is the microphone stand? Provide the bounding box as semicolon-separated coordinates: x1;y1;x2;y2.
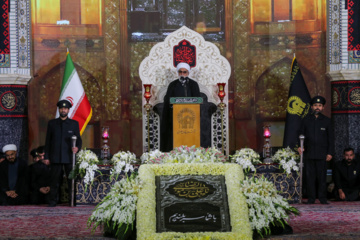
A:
71;135;77;207
299;134;305;204
181;77;188;97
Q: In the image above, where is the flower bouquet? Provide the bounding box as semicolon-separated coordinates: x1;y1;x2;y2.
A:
240;176;299;238
272;147;299;175
231;148;261;173
88;174;143;240
110;151;137;181
142;145;227;164
140;149;164;164
69;149;99;191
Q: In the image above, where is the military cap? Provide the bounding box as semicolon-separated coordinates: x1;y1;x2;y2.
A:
57;99;72;108
310;96;326;105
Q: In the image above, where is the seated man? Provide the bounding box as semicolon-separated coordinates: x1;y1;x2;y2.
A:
29;146;45;165
0;144;29;205
36;146;45;162
160;62;201;152
333;147;360;201
30;148;51;204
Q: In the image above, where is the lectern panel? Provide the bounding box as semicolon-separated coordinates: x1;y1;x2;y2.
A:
173;104;200;148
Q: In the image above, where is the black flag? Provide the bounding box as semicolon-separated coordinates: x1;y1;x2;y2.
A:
283;57;311;149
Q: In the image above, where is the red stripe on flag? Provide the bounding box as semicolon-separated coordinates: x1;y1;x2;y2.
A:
72;94;92;135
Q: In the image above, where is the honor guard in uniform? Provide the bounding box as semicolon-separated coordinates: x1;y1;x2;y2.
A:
44;99;82;207
298;96;334;204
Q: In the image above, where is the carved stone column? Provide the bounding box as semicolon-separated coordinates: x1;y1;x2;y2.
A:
103;0;122;120
328;0;360;161
0;0;31;160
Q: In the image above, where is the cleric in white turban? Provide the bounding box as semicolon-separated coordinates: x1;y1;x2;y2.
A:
2;144;17;154
0;143;29;205
160;62;201;152
176;62;191;73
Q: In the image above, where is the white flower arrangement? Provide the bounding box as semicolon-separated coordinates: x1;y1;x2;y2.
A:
272;147;300;175
240;176;299;237
88;174;143;239
88;148;300;239
110;151;137;180
140;145;227;164
136;163;253;240
71;149;99;187
231;148;261;173
140;149;163;164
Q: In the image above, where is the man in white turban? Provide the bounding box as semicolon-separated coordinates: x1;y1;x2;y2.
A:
160;62;201;152
0;144;29;205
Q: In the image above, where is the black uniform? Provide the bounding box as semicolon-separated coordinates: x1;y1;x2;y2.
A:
30;161;52;204
44;117;82;206
0;158;29;205
333;159;360;201
299;112;334;203
160;78;201;152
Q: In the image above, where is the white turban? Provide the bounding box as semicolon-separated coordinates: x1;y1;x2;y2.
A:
2;144;17;153
176;62;191;73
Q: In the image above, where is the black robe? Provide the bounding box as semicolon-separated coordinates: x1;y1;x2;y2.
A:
30;161;52;204
0;158;29;205
333;159;360;201
160;78;201;152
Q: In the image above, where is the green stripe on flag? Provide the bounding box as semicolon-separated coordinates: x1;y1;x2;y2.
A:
60;53;76;99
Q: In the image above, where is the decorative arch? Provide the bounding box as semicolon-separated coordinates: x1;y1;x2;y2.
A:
139;26;231;154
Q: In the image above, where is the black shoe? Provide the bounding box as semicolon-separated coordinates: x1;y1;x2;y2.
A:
305;200;315;204
48;202;56;207
320;201;329;204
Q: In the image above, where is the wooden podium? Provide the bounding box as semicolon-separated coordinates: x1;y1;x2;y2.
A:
171;97;203;148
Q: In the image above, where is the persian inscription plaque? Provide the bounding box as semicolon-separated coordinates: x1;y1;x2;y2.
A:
167;178;215;200
156;175;231;233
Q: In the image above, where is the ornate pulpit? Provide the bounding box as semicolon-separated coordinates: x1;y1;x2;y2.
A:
139;26;231;154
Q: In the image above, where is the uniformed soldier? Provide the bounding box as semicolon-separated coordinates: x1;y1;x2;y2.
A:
44;99;82;207
298;96;334;204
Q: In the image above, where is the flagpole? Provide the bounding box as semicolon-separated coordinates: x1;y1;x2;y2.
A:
299;134;305;204
71;135;77;207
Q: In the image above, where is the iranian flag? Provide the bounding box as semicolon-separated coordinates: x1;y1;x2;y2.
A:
56;51;92;135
